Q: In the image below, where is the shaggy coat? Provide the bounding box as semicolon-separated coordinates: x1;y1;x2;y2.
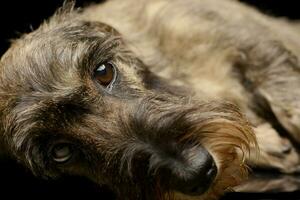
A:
0;0;299;199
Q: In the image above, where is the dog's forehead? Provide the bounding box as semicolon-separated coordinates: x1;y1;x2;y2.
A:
0;20;121;94
26;19;114;43
3;20;114;63
2;19;118;60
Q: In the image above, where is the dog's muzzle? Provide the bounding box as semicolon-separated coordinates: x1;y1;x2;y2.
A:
150;144;217;196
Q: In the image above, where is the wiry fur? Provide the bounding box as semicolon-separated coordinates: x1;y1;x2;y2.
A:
0;0;299;199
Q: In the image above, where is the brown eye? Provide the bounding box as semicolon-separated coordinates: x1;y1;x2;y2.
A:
51;143;73;163
94;62;115;87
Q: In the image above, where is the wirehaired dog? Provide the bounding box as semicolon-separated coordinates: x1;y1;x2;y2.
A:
0;0;299;199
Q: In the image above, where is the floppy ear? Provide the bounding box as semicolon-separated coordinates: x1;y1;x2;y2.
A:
236;40;300;143
258;51;300;143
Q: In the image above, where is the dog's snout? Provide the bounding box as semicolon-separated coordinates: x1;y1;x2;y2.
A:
152;145;217;196
169;147;217;196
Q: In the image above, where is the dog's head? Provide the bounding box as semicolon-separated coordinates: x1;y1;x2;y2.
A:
0;6;256;200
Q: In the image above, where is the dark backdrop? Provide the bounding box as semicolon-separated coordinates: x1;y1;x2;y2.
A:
0;0;299;55
0;0;299;199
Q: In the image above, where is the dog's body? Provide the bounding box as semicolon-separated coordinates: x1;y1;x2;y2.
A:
0;0;299;199
82;0;300;173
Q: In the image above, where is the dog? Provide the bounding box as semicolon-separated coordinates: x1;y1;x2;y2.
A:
0;0;299;199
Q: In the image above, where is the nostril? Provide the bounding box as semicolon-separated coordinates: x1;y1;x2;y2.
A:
206;161;217;185
207;162;217;177
200;151;215;174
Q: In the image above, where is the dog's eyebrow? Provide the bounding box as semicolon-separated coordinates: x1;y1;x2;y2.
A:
75;36;122;78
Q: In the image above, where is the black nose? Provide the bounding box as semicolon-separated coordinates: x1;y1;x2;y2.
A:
158;146;217;196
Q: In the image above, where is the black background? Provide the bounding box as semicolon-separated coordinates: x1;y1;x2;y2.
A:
0;0;299;199
0;0;300;55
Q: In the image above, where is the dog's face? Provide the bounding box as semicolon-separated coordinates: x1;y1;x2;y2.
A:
0;12;255;200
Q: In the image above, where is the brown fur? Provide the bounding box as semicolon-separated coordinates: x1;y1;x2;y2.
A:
0;0;299;199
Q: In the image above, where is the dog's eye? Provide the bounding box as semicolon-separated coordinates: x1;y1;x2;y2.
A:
94;62;115;87
51;143;73;163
